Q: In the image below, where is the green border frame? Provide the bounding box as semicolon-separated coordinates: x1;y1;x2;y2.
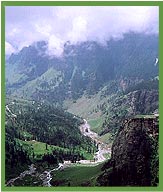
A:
1;1;162;191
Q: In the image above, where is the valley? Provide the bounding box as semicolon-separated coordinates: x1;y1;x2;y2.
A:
5;32;159;187
6;114;110;187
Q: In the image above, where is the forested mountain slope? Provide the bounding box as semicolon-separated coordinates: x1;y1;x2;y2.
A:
5;97;97;181
6;33;158;102
5;32;159;186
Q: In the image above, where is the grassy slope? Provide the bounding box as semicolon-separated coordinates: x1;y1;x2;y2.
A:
6;139;94;181
51;163;104;186
64;94;102;119
12;67;62;97
100;132;113;145
17;139;94;161
88;117;104;134
64;91;107;134
17;140;68;159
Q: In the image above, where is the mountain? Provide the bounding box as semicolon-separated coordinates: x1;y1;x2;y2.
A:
99;87;158;135
6;33;158;103
6;33;159;134
97;115;159;186
5;32;159;186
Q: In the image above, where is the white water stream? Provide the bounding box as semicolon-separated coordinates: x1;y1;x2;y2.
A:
6;119;111;186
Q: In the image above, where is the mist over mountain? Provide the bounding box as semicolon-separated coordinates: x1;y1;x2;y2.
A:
6;33;158;102
6;6;158;56
5;6;159;187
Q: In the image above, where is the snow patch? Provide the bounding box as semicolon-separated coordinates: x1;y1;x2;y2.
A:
154;58;159;66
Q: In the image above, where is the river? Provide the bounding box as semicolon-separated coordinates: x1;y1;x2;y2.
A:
79;119;111;163
6;120;111;186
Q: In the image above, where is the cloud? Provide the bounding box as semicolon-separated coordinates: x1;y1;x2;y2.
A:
5;6;159;56
68;16;88;43
35;22;52;37
5;41;16;55
48;35;64;56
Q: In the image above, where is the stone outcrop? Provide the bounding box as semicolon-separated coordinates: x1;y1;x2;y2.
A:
98;116;159;186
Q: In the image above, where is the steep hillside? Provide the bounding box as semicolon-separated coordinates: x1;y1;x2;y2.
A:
6;33;159;139
65;79;158;137
100;86;159;135
5;97;97;181
6;33;158;103
5;32;159;187
97;116;159;186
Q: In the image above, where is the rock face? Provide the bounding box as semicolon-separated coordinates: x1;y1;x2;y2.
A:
100;89;158;135
98;116;159;186
126;90;159;115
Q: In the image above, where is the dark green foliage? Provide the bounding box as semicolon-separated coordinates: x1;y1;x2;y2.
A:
5;32;159;186
5;97;96;181
5;135;31;180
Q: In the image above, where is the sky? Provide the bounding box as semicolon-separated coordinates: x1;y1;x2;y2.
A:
5;6;159;56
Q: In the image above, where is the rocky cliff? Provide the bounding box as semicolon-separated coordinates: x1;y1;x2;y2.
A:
100;88;158;135
98;115;159;186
